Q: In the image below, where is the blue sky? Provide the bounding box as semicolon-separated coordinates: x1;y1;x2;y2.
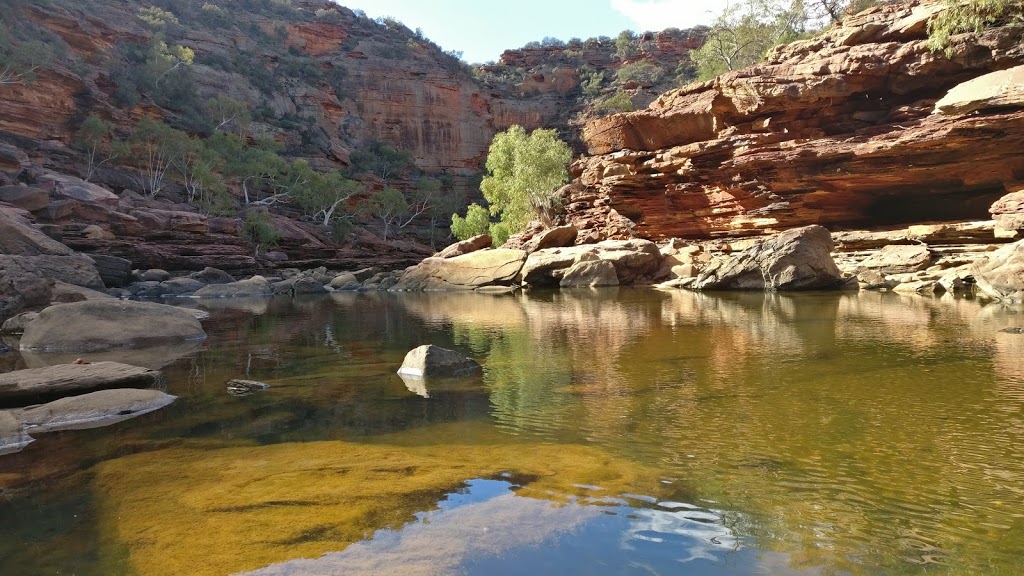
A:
333;0;731;63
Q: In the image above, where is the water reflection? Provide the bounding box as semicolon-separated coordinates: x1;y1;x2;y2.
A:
0;290;1022;575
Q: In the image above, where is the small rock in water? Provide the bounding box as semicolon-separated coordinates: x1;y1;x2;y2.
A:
999;327;1024;334
397;345;482;378
227;379;271;396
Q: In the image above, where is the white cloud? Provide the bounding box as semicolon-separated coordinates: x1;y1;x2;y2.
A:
610;0;733;31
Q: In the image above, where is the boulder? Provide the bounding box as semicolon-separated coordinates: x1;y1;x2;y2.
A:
559;260;619;287
139;268;171;282
395;249;527;291
436;234;492;258
51;281;113;302
27;254;105;289
692;225;844;291
520;239;661;286
190;267;235;285
40;173;119;206
992;190;1024;234
1;311;38;334
293;276;329;295
397;345;482;378
14;389;176;432
0;411;33;456
0;206;74;256
90;254;132;287
857;244;933;274
0;255;51;320
0;185;49;212
971;239;1024;302
128;208;208;233
934;65;1024;116
161;277;206;295
329;273;358;288
527;225;578;252
194;276;272;298
0;362;161;404
20;300;206;352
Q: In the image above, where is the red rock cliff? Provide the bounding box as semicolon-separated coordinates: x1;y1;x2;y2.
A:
569;1;1024;242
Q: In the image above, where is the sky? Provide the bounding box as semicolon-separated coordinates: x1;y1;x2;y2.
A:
332;0;732;64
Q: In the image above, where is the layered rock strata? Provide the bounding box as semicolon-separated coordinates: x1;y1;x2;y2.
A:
568;1;1024;242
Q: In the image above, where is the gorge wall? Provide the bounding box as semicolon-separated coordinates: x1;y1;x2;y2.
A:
567;1;1024;242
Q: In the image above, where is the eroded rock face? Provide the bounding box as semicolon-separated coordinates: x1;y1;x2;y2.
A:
692;225;844;291
569;1;1024;242
20;300;206;352
395;249;527;291
436;235;493;258
857;244;933;274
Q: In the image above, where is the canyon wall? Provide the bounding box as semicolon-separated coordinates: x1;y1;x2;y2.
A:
567;1;1024;242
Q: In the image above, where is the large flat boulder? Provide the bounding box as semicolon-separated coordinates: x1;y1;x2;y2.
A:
520;239;661;286
972;239;1024;302
14;389;176;432
0;362;161;404
20;300;206;352
395;249;527;291
857;244;933;274
693;225;844;291
436;234;492;258
0;185;49;212
194;276;272;298
935;65;1024;116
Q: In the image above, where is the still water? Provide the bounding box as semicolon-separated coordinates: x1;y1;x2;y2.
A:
1;289;1023;575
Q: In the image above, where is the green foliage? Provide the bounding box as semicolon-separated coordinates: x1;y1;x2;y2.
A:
291;169;361;227
580;69;605;99
138;6;179;29
73;115;125;181
350;140;413;181
452;125;571;244
130;116;188;196
690;0;810;81
594;91;634;116
361;187;408;240
206;96;251;136
615;61;663;85
242;211;281;256
0;22;54;85
199;3;229;27
614;30;637;59
315;7;345;23
450;203;492;241
928;0;1023;55
109;35;197;111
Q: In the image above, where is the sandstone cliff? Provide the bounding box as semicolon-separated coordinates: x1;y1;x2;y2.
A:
568;1;1024;242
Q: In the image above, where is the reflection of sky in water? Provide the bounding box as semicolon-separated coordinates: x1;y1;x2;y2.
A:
245;479;814;576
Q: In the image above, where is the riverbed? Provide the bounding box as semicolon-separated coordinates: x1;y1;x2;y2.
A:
1;289;1022;575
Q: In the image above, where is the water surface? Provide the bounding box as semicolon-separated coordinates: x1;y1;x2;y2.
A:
1;289;1023;575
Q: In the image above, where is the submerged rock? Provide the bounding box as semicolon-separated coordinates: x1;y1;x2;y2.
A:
227;379;271;397
0;411;33;456
692;225;844;291
20;300;206;352
0;361;161;404
14;388;176;432
397;345;482;378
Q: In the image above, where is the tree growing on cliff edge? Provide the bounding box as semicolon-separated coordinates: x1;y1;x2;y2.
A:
928;0;1024;55
74;115;128;182
0;22;52;85
451;125;571;246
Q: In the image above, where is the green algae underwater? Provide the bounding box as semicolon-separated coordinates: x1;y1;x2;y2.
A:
1;289;1024;575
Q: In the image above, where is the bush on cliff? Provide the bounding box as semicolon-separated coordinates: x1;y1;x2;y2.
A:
928;0;1024;55
451;125;571;246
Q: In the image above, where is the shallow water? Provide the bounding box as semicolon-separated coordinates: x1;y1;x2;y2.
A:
1;289;1023;575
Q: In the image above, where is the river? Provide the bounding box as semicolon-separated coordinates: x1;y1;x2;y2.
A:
1;289;1022;575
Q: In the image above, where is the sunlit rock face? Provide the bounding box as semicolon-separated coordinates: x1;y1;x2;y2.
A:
570;1;1024;242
